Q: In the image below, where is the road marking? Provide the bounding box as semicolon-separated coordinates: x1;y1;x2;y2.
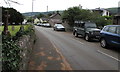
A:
78;41;84;44
74;38;84;45
97;50;120;62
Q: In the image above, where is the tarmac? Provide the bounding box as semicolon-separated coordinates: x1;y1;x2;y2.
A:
28;29;72;70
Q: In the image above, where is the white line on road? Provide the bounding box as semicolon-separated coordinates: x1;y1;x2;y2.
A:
97;50;120;62
74;38;84;44
78;41;84;44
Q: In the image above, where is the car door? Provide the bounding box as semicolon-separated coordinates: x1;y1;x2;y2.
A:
107;26;119;46
77;23;85;36
116;26;120;47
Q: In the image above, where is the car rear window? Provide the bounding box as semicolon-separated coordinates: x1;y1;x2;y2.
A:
85;23;97;28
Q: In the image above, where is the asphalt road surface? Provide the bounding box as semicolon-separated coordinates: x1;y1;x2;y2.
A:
35;26;120;70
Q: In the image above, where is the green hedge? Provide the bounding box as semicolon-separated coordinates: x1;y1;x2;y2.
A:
2;24;34;70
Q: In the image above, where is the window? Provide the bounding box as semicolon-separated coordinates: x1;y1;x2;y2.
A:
108;26;116;34
117;26;120;35
103;26;109;32
81;23;85;28
85;23;97;28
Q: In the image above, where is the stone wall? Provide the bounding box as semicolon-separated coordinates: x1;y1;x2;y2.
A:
18;35;35;70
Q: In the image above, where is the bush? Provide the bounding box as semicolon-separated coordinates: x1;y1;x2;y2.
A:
2;25;34;70
2;35;22;70
13;25;34;40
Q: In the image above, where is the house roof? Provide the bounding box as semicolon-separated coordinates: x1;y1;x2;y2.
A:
92;8;108;11
50;12;61;18
41;18;49;21
50;19;62;23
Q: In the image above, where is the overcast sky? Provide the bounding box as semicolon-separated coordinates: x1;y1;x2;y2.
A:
0;0;120;13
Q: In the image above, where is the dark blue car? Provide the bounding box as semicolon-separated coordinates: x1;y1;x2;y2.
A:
100;25;120;48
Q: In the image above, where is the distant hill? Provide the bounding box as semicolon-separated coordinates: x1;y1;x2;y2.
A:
22;12;50;17
106;7;118;15
22;7;118;17
22;10;63;17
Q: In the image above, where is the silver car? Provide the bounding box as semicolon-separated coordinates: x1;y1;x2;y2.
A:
53;24;65;31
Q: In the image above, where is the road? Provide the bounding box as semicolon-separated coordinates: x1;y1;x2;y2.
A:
35;26;119;70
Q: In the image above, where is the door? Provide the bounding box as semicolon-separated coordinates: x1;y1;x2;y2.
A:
107;26;119;47
77;23;85;36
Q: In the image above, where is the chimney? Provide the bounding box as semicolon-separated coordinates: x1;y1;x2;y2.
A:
79;4;82;9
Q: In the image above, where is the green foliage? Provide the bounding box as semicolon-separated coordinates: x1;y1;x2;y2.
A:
2;35;22;70
0;25;33;36
62;7;80;26
62;6;113;27
62;7;93;26
2;25;34;70
26;17;33;23
36;13;46;19
47;13;52;17
13;25;34;40
103;16;113;20
90;13;113;26
2;7;24;25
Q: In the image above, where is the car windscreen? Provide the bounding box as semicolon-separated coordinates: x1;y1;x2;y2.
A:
57;24;64;27
85;23;97;28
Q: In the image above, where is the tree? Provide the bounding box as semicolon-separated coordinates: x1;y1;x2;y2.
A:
2;7;24;25
36;13;46;19
47;13;52;17
26;17;33;23
62;7;92;27
62;6;111;27
90;12;112;27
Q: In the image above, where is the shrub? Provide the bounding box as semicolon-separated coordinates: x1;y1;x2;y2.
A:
2;35;22;70
2;25;34;70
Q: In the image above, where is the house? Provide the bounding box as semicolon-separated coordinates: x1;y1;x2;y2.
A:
92;8;110;16
113;15;120;25
40;18;49;23
49;12;62;26
34;18;40;24
22;19;27;24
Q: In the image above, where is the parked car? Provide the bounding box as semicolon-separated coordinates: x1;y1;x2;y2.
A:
37;23;41;26
73;21;101;41
53;24;65;31
43;23;51;27
100;25;120;48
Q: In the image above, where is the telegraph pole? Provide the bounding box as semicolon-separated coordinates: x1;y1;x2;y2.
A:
32;0;33;13
2;10;10;35
32;0;34;24
47;5;48;12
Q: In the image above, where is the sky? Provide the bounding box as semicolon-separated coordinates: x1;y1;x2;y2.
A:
0;0;120;13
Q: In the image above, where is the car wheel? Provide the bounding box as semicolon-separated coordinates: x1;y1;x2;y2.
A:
85;34;91;41
100;38;108;48
74;32;78;37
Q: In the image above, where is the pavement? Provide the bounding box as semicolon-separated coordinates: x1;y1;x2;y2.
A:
28;28;72;70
